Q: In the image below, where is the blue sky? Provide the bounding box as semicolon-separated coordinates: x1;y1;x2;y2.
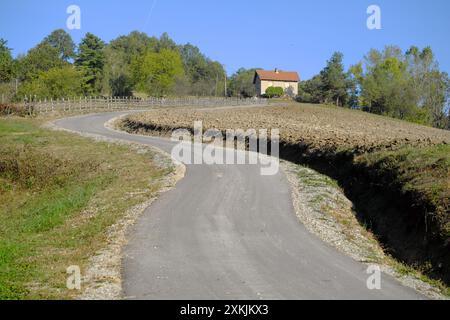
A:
1;0;449;79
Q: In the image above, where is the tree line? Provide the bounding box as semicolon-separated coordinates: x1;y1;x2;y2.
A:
1;30;449;129
296;47;450;129
225;47;450;129
0;30;227;100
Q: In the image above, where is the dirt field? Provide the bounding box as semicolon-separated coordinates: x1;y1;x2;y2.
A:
124;103;450;153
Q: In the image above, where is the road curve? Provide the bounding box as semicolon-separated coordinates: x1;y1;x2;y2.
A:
55;112;424;300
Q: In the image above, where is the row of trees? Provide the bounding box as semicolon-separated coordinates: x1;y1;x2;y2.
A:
0;30;227;100
1;30;449;129
297;47;450;129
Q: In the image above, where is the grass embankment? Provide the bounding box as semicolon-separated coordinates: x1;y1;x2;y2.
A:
121;103;450;287
351;145;449;279
0;118;170;299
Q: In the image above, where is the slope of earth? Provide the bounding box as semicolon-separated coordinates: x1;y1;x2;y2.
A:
123;103;450;153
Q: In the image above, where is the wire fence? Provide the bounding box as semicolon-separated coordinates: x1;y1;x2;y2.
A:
1;96;268;116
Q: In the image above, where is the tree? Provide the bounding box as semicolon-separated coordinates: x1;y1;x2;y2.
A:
320;52;350;106
16;42;66;82
0;39;14;82
405;46;450;128
75;33;105;94
101;31;158;96
178;43;226;96
43;29;75;61
227;68;256;98
101;46;132;96
297;75;325;103
156;32;178;52
132;49;184;97
18;65;84;99
109;31;158;63
422;70;450;128
297;53;353;107
352;45;450;127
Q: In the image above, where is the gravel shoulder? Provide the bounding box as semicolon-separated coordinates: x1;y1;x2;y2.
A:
281;161;447;300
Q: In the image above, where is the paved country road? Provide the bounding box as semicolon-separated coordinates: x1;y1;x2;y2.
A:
55;112;424;300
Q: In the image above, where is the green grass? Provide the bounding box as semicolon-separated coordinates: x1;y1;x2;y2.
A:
357;144;450;238
0;117;170;299
297;167;340;189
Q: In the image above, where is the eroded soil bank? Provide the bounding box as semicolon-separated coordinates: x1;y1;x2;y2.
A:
278;142;449;286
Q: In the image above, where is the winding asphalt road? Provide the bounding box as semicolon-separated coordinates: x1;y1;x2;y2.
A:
55;111;424;300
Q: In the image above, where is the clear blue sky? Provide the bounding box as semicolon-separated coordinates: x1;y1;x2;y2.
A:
1;0;449;79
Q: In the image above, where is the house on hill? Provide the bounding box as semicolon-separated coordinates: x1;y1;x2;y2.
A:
253;69;300;97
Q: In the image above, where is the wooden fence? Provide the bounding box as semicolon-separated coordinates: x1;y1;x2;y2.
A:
13;96;268;115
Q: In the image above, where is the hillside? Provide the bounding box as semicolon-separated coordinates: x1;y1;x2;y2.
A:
124;103;450;152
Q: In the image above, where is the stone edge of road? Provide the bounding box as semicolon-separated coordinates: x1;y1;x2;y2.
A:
281;160;447;300
44;116;186;300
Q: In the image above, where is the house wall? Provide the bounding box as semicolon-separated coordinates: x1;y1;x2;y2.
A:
255;78;298;97
255;77;262;97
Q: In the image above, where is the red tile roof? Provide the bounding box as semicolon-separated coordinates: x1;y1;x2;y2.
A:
254;69;300;83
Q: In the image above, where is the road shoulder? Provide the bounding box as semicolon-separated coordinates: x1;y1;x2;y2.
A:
46;118;186;299
281;160;447;300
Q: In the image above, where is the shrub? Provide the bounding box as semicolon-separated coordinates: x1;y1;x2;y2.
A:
0;103;27;116
265;86;284;98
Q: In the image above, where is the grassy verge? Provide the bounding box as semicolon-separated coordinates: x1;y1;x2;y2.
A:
356;144;449;239
0;117;171;299
353;144;450;283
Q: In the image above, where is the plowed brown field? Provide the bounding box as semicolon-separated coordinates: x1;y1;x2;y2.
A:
124;103;450;153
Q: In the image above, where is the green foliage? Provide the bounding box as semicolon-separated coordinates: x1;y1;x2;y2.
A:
7;31;228;99
17;66;84;99
109;31;158;63
42;29;75;61
358;144;450;238
297;75;325;103
352;46;450;128
265;86;284;98
75;33;105;95
319;52;351;106
0;39;15;82
100;32;225;96
9;28;448;129
178;43;226;96
297;52;353;107
227;68;256;97
16;42;65;82
132;49;184;97
156;32;178;52
102;31;158;96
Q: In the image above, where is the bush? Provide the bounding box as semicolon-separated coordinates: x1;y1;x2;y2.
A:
0;103;27;116
265;86;284;98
